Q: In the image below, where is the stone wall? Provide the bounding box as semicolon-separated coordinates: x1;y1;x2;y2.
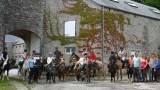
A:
0;0;160;60
86;0;160;56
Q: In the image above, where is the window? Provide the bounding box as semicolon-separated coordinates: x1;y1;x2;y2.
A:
110;0;119;3
64;21;76;37
65;47;76;54
125;1;138;8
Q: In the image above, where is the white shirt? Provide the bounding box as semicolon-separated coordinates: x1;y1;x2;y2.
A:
47;57;53;64
79;57;88;65
118;50;126;61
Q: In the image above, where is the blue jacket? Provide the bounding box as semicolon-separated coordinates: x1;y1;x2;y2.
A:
28;58;35;68
154;60;160;69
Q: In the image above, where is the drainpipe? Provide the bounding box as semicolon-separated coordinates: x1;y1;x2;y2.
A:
101;5;105;63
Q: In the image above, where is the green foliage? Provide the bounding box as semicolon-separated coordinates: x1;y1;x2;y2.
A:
132;0;160;10
43;7;76;45
104;12;126;45
144;0;160;10
62;0;101;24
79;29;99;38
49;35;76;45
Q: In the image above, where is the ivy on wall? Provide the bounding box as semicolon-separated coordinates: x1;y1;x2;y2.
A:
43;0;131;48
43;6;75;46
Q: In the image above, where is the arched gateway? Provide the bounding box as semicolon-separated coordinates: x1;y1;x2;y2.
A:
0;0;44;55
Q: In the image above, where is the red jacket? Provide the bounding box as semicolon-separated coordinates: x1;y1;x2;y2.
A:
89;53;96;61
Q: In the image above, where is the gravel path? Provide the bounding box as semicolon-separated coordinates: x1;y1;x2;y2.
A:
9;69;160;90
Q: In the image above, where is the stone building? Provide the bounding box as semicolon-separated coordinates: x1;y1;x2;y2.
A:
0;0;160;62
12;42;25;59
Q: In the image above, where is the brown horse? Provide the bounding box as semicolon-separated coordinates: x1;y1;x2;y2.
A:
116;57;123;80
57;57;65;81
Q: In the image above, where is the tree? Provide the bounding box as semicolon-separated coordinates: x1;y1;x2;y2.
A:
143;0;160;10
132;0;160;10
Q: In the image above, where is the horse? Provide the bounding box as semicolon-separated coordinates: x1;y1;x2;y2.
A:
0;58;16;80
88;59;107;80
46;60;57;83
108;60;117;82
33;57;43;83
0;59;4;79
22;59;29;80
69;54;80;71
18;57;24;76
116;56;123;80
73;57;93;83
57;57;66;81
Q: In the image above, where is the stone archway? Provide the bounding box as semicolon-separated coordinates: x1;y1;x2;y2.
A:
8;30;41;55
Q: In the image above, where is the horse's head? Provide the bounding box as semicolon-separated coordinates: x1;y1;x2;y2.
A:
69;55;79;64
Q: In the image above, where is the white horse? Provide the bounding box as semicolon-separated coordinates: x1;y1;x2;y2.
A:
22;59;29;80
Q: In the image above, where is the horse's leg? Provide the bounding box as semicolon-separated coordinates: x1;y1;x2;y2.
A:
117;70;119;80
114;73;116;82
111;72;113;82
58;71;61;81
7;69;9;80
46;72;49;83
53;74;56;83
62;71;65;81
120;69;122;80
2;70;5;80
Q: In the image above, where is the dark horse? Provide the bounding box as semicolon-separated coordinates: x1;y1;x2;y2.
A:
46;60;57;83
33;57;44;83
0;58;16;80
108;52;118;82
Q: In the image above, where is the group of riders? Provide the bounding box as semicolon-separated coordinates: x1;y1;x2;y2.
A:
1;46;160;84
108;47;160;82
0;47;102;84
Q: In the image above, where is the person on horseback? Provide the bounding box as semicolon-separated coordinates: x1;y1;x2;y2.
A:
54;47;61;63
74;52;88;71
118;47;127;69
22;49;30;80
2;49;9;68
89;50;97;65
46;52;57;83
47;52;55;64
108;51;117;82
59;54;65;65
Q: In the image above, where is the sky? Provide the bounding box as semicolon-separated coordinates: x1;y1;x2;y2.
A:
5;35;24;43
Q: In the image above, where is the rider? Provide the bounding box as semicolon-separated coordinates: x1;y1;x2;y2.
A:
109;51;116;64
59;54;65;65
89;50;96;64
47;52;54;65
118;47;127;68
78;53;89;71
54;47;62;63
2;49;9;68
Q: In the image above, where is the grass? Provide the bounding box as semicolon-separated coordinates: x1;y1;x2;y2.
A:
0;80;15;90
10;77;32;90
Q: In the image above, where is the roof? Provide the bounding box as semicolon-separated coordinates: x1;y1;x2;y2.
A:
91;0;160;20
